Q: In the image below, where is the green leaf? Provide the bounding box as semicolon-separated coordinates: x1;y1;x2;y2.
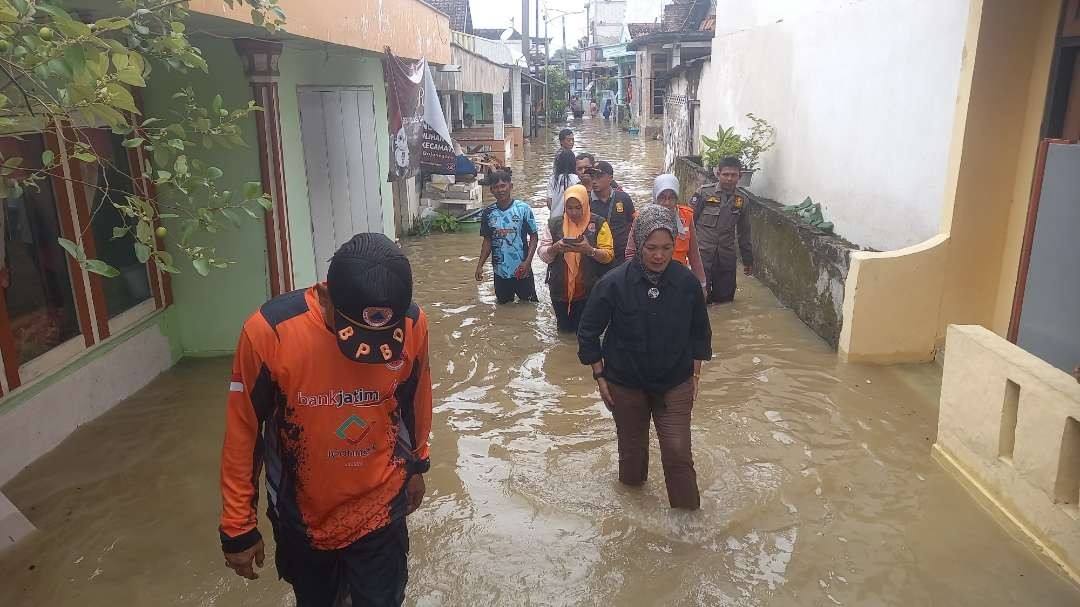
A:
63;46;86;74
112;225;130;239
250;9;264;27
134;242;151;263
57;237;85;262
155;170;172;181
173;155;188;175
111;52;129;71
84;259;120;278
121;137;144;148
192;258;210;276
105;83;139;113
72;151;97;163
206;166;223;179
84;104;128;129
170;21;186;33
136;219;153;243
0;93;8;108
86;51;109;79
117;68;145;87
243;181;262;199
94;16;131;31
256;195;272;211
41;150;54;166
212;94;223;113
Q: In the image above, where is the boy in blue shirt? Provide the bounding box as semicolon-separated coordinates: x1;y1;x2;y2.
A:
474;170;540;303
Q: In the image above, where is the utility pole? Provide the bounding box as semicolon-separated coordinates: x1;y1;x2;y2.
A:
561;13;568;103
543;8;549;127
521;0;530;60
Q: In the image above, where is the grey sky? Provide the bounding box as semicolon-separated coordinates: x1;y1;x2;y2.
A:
469;0;663;52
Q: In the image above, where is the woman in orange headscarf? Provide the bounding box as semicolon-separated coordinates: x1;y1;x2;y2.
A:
539;184;615;332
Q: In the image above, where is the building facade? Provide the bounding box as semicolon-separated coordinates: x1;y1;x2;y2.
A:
627;0;714;138
0;0;451;543
695;0;1080;579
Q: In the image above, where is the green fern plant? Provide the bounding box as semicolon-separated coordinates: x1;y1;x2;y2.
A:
432;210;460;233
701;126;744;169
700;114;776;171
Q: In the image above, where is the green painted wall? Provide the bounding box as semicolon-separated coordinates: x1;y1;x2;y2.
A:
140;37;269;355
138;41;395;355
277;46;394;287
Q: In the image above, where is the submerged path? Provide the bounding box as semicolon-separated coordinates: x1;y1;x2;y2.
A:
1;117;1077;606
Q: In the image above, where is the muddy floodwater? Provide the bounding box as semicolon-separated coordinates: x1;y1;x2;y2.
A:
2;118;1079;606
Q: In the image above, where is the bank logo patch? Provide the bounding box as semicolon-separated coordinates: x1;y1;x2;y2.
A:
336;414;372;445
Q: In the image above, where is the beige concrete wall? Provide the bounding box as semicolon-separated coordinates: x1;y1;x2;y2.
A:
187;0;451;63
938;0;1058;335
934;324;1080;584
840;0;1060;363
839;235;948;363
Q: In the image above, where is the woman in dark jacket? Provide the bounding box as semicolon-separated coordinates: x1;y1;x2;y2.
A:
539;185;615;332
577;204;712;509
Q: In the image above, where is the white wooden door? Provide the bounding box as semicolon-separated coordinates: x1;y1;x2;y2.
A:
298;87;383;280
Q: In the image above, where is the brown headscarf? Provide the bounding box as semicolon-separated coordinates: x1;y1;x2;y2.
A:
632;203;678;284
562;184;590;304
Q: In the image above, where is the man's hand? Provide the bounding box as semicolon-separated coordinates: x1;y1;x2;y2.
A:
224;539;265;580
514;262;531;279
692;376;700;401
743;264;753;276
596;377;614;411
475;265;485;282
406;474;426;515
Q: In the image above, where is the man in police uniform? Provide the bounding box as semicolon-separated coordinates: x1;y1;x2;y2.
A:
589;161;635;268
690;156;753;304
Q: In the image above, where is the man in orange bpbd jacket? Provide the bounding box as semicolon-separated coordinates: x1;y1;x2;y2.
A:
218;233;432;607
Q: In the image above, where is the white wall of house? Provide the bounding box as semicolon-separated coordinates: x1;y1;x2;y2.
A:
591;0;627;45
699;0;970;250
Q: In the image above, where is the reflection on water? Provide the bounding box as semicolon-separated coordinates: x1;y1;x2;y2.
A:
2;117;1078;606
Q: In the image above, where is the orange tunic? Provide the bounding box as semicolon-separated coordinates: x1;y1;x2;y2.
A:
219;287;432;552
673;205;695;266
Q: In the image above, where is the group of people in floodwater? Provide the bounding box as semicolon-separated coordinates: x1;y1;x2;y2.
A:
474;126;754;511
217;125;755;606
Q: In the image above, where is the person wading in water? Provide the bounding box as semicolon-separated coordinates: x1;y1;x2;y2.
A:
539;184;615;332
218;234;432;606
624;174;707;294
577;205;712;509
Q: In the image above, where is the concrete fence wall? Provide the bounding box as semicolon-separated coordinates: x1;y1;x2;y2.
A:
673;156;855;347
934;324;1080;583
700;0;969;251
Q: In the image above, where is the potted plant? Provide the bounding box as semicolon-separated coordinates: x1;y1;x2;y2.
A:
700;113;775;186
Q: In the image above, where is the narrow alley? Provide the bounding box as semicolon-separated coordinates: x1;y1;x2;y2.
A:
0;118;1077;606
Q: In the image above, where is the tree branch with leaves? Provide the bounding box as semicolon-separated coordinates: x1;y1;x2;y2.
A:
0;0;286;278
